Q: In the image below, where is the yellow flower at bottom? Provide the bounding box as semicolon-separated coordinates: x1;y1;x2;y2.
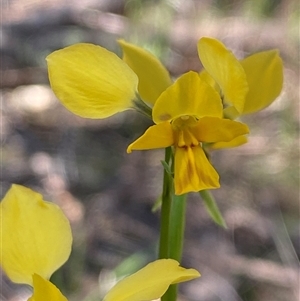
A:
128;71;249;195
28;259;199;301
0;184;72;286
103;259;200;301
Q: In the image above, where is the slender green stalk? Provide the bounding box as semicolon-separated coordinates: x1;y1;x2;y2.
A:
169;194;187;261
163;193;187;301
159;147;173;259
159;146;187;301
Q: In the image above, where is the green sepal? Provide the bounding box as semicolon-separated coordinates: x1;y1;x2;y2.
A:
199;190;227;228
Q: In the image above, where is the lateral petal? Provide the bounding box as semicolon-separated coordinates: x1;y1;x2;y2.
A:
127;122;174;153
47;43;138;119
192;117;249;143
153;71;222;124
241;50;283;114
198;37;248;113
174;147;220;195
28;274;68;301
103;259;200;301
118;40;172;105
0;185;72;285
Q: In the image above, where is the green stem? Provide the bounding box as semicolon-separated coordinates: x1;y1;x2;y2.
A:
169;194;187;261
164;193;187;300
159;146;187;301
159;147;173;259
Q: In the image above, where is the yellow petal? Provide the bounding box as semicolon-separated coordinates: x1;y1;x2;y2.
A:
153;71;222;124
0;185;72;285
241;50;283;114
47;43;138;119
118;40;172;105
127;122;174;153
103;259;200;301
28;274;68;301
192;117;249;143
174;146;220;195
210;135;248;149
198;37;248;113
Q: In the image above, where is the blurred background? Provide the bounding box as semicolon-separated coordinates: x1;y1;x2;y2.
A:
1;0;299;300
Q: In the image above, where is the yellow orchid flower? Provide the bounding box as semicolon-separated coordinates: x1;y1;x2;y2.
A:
198;37;283;149
198;38;283;117
1;185;200;300
128;71;249;195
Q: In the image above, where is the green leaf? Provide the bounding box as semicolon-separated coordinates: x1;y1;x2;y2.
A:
199;190;227;228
